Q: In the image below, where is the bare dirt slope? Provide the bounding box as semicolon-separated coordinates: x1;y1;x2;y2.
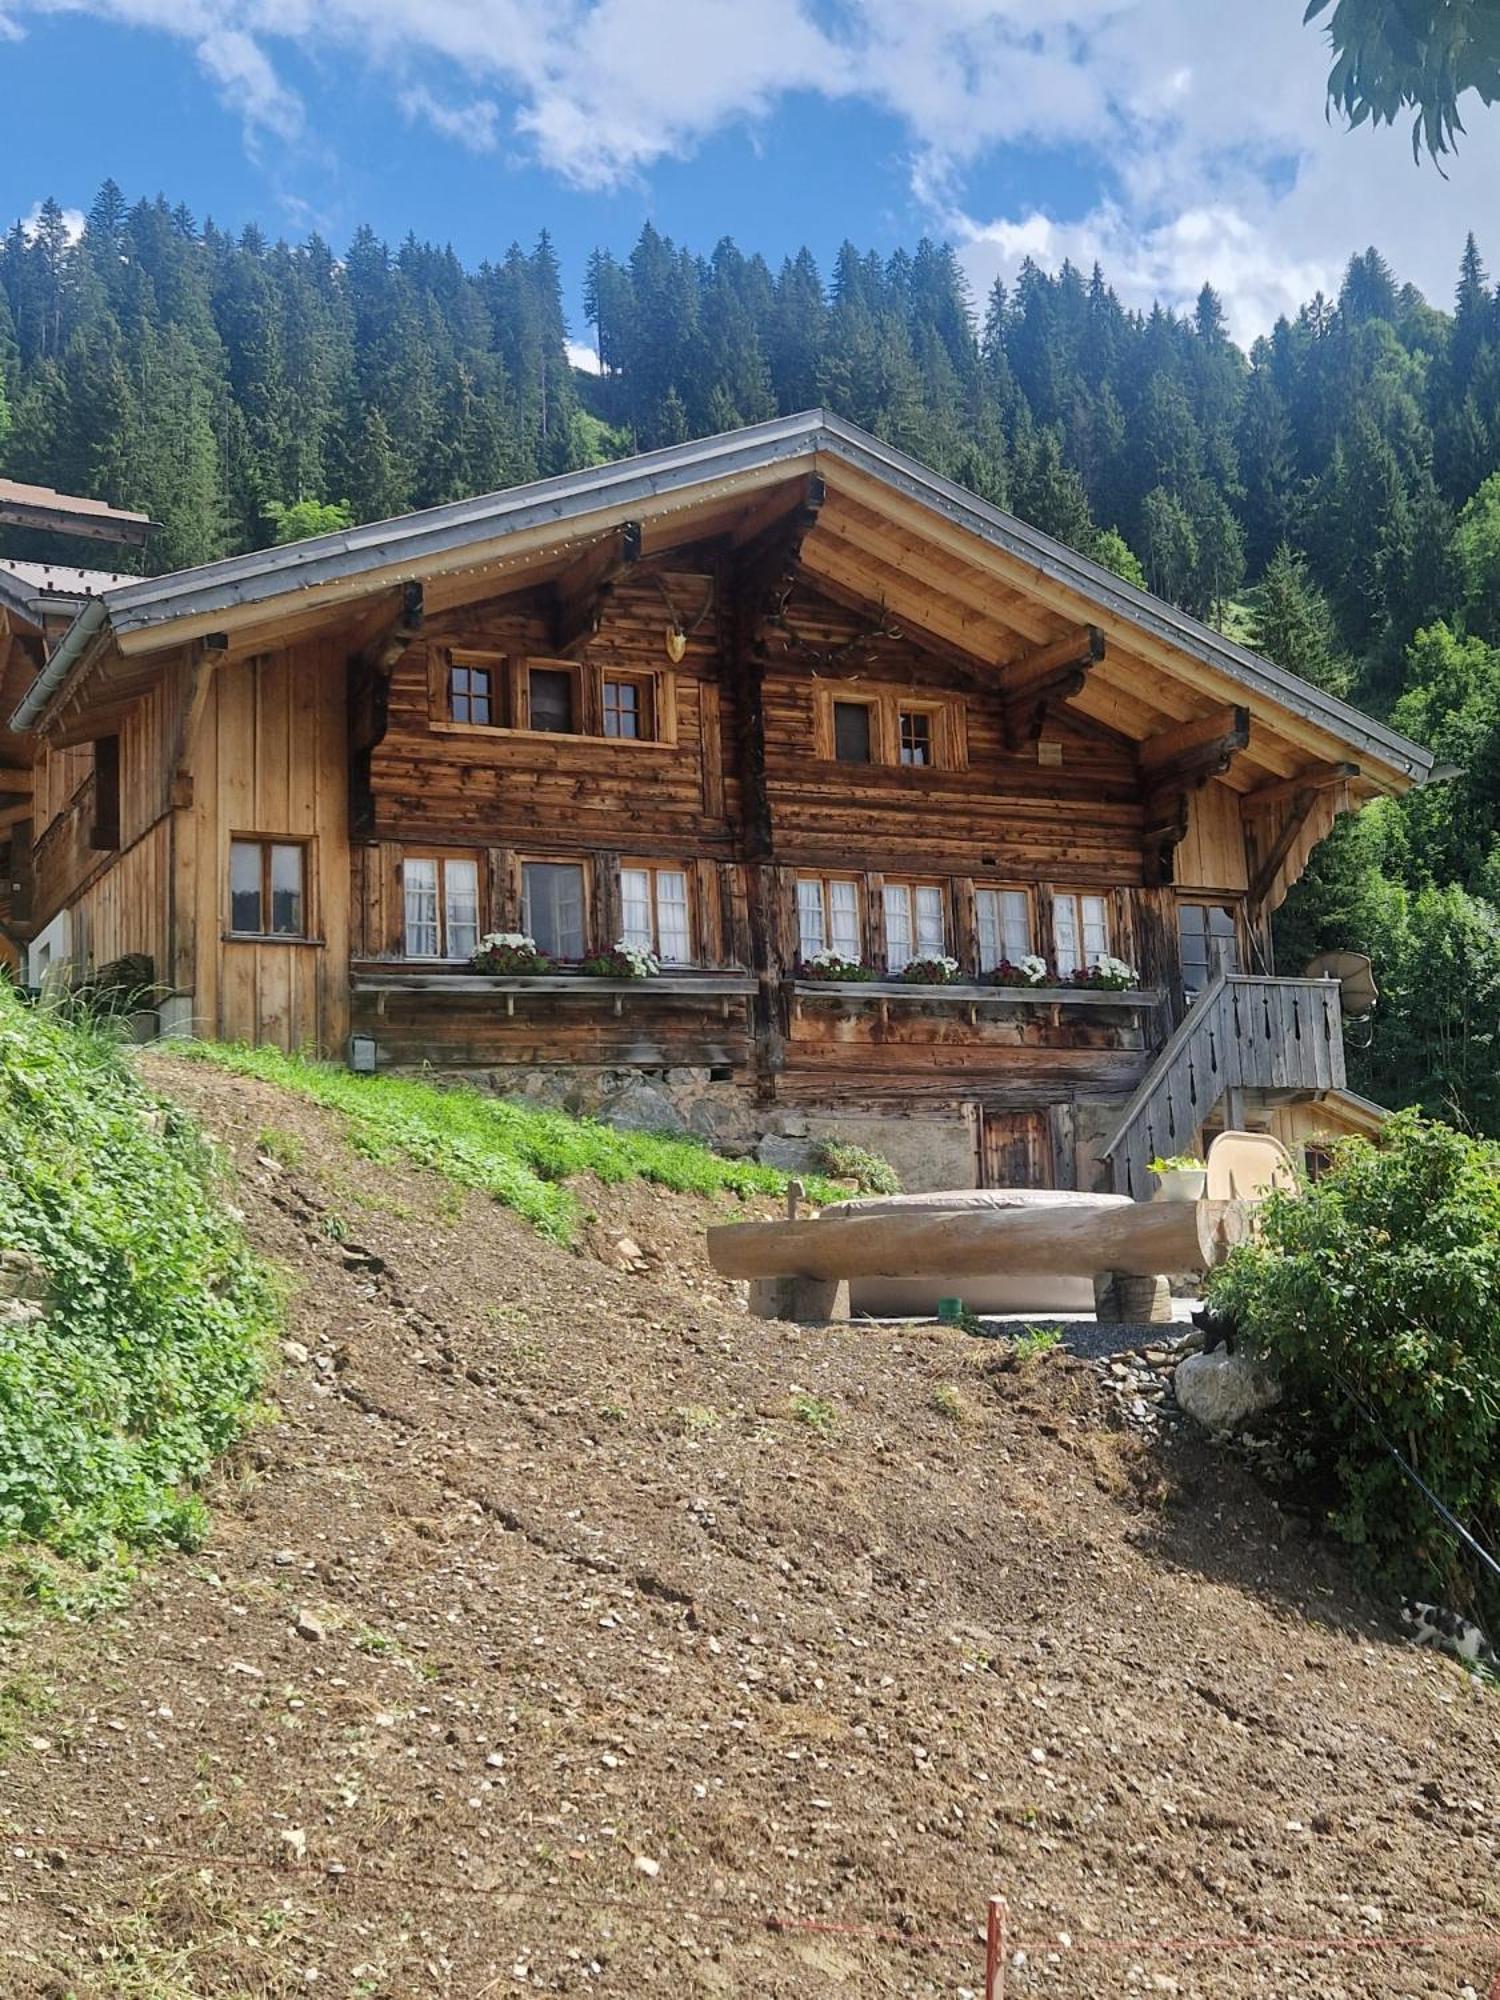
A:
2;1053;1497;1999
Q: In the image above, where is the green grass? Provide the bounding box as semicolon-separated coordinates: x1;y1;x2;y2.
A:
0;989;278;1563
178;1040;845;1242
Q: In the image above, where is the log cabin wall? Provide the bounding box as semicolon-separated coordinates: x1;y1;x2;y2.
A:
349;558;1262;1135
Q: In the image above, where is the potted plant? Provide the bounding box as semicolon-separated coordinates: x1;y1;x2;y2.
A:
901;952;962;986
471;932;550;976
1068;953;1139;993
797;949;877;983
1149;1152;1208;1202
579;941;660;979
987;954;1051;989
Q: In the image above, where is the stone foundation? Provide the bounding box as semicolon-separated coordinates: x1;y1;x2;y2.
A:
404;1061;1134;1197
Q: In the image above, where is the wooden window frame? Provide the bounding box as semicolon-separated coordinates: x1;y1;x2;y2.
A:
524;659;584;736
795;875;864;964
1051;889;1111;977
1176;898;1242;994
431;649;505;734
619;858;695;964
812;687;963;770
447;657;496;727
519;854;591;962
401;851;482;962
429;649;676;748
881;876;949;974
227;835;314;943
602;672;657;742
974;884;1035;973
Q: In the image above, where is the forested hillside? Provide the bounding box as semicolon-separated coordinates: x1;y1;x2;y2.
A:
4;185;1500;1127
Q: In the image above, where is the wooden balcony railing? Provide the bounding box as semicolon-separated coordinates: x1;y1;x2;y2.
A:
1100;966;1345;1198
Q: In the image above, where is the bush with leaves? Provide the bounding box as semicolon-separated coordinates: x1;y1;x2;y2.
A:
1208;1111;1500;1626
0;989;277;1560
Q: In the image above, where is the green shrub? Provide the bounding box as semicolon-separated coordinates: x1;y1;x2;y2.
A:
179;1042;844;1243
1209;1111;1500;1622
811;1138;901;1195
0;989;277;1560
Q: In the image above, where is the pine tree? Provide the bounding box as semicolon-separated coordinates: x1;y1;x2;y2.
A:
1247;544;1350;693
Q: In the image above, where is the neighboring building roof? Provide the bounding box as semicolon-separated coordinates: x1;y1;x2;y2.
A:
0;558;134;627
0;479;154;545
8;410;1436;792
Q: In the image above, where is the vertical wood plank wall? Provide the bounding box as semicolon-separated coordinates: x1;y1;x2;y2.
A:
182;641;349;1051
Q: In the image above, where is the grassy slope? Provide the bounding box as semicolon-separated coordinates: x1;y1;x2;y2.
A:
180;1041;844;1240
0;993;277;1561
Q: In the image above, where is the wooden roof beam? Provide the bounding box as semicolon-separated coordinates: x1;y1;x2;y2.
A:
1139;703;1251;782
1138;704;1250;887
552;521;640;653
1000;625;1105;746
1242;760;1359;811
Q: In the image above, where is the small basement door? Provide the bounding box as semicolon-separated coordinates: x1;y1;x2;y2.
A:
977;1109;1053;1189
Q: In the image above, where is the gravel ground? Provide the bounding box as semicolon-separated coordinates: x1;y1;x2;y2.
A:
1;1053;1496;2000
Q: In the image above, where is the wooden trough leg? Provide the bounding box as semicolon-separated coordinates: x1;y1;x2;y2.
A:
1093;1271;1173;1325
747;1275;851;1324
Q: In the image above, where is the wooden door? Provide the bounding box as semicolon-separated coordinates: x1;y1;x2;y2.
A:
978;1109;1053;1189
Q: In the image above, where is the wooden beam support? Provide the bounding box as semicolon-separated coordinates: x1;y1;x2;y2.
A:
1139;703;1251;779
1248;788;1318;908
551;521;640;653
0;768;33;796
1137;704;1251;887
999;626;1105;747
1242;760;1358;811
346;581;425;836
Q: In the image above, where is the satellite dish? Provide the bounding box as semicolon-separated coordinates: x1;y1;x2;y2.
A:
1303;950;1378;1017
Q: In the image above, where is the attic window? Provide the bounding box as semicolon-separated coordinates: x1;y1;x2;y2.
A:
448;661;493;726
528;666;577;734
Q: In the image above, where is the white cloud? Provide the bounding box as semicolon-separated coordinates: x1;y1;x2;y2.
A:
21;199;86;242
6;0;1499;337
566;338;601;374
399;85;501;154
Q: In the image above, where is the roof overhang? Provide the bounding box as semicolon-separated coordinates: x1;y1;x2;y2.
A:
9;411;1434;795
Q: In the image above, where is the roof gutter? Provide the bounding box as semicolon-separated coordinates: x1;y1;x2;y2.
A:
10;596;108;732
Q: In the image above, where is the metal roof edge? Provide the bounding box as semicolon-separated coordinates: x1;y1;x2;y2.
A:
95;412;831;637
11;597;107;731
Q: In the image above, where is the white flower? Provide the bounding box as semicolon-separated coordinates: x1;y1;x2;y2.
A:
1091;953;1138;985
1019;955;1049;984
477;932;538;954
807;947;858;970
611;940;659;978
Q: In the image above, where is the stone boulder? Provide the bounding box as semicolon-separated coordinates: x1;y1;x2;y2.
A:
1174;1348;1282;1436
597;1079;687;1137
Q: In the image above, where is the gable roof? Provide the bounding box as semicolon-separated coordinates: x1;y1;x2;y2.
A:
10;410;1433;794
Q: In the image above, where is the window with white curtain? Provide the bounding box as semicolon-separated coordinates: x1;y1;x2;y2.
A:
620;864;693;962
976;888;1033;971
403;855;480;960
883;881;946;972
1052;891;1110;974
796;877;861;960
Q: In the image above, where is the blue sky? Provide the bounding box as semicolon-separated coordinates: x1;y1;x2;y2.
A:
1;2;1495;349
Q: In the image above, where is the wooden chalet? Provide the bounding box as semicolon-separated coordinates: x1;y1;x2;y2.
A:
4;413;1432;1192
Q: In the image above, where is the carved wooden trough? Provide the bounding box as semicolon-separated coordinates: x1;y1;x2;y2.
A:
706;1195;1253;1325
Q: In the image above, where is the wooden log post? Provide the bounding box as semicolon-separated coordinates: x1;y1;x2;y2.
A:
708;1199;1251;1284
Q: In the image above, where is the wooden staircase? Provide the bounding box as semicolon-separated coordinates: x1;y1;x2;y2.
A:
1101;965;1345;1198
